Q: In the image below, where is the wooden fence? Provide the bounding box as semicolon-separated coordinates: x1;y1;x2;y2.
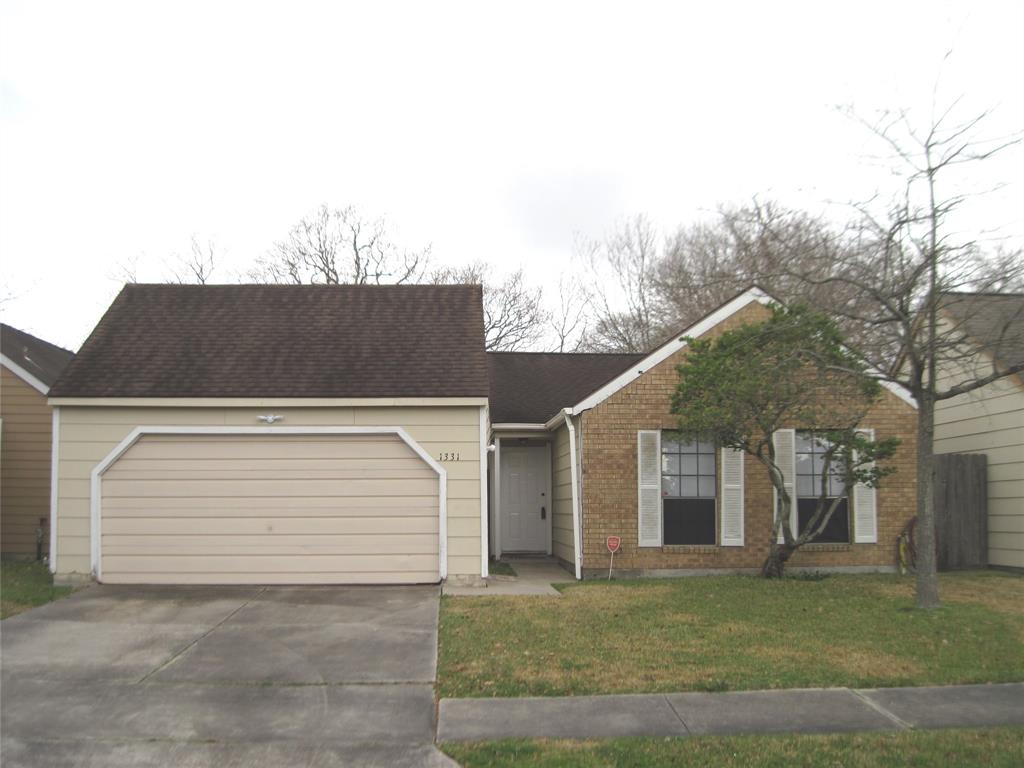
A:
933;453;988;571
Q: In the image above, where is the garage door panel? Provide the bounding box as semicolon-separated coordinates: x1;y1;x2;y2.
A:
103;571;441;585
119;437;416;461
102;478;438;498
103;534;439;556
102;516;439;535
102;495;438;512
109;457;432;473
99;433;442;585
103;553;440;574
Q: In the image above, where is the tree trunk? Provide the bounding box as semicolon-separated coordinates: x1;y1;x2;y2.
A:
762;542;794;578
915;394;940;609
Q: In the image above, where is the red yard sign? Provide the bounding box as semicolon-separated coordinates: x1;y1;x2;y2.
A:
606;536;621;553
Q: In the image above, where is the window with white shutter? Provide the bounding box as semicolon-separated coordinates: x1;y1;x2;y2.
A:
772;429;797;543
853;428;878;543
719;447;744;546
637;430;662;546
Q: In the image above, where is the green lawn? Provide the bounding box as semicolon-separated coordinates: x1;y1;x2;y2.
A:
438;571;1024;698
1;560;72;619
443;727;1024;768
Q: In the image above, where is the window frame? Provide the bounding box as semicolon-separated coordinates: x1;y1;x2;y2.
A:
660;432;718;546
794;430;851;544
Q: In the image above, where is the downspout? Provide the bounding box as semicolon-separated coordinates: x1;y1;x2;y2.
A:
49;406;60;573
564;408;583;580
479;405;489;578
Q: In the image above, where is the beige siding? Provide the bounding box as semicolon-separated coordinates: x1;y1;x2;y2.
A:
54;405;483;580
1;367;52;557
551;423;574;566
934;353;1024;569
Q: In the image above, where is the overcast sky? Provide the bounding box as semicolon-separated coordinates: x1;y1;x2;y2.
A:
2;0;1022;351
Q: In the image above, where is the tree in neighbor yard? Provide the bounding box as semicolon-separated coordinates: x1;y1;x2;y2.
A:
250;203;431;285
671;303;899;578
760;106;1024;607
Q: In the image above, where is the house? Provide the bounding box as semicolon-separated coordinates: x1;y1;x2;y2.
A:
933;292;1024;571
1;323;75;559
48;284;490;585
49;283;918;586
487;287;918;578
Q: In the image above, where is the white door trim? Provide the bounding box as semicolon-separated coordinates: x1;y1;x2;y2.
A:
88;425;448;582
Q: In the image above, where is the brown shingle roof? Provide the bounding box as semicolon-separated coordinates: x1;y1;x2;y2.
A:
488;352;645;423
939;292;1024;371
1;323;75;388
49;284;489;399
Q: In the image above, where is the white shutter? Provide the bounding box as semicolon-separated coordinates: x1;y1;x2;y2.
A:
720;447;745;546
637;430;662;547
772;429;797;543
853;428;878;543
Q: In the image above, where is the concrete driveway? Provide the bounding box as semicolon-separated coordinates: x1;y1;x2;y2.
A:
0;584;456;767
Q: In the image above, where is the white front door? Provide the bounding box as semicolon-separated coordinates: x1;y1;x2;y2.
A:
500;446;548;552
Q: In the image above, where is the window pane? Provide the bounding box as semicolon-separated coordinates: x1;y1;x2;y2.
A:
681;455;698;475
797;498;850;543
663;498;716;545
829;475;847;497
812;453;826;473
795;431;815;453
679;440;697;453
662;475;681;496
662;454;680;475
662;434;683;453
698;476;717;497
698;453;715;475
797;476;815;497
697;440;715;455
681;477;699;497
796;452;813;477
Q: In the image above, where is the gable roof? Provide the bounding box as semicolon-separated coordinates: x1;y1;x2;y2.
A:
488;352;645;424
1;323;75;394
939;292;1024;372
49;284;489;399
567;286;917;414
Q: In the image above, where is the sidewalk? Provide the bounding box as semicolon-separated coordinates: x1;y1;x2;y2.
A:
437;682;1024;741
443;558;568;597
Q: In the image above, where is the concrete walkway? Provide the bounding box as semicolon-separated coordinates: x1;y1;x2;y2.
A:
443;557;569;596
437;682;1024;741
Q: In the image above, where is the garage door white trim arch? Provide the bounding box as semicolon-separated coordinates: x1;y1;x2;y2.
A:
89;425;448;582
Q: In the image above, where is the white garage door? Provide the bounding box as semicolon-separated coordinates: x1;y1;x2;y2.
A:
98;433;441;584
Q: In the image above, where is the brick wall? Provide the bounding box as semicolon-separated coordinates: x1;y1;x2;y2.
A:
579;302;918;574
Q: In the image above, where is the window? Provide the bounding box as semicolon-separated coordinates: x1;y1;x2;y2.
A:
661;433;716;545
795;431;850;544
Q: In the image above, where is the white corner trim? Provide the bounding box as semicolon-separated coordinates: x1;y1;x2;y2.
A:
88;425;448;582
491;422;548;432
479;405;490;578
49;407;60;572
493;437;502;558
564;409;583;580
571;287;773;415
1;354;50;395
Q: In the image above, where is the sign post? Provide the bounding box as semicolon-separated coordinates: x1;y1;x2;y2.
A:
606;535;621;580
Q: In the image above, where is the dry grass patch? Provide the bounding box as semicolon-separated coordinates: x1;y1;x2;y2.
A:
438;571;1024;698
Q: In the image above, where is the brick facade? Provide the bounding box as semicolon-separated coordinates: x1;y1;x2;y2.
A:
578;302;918;576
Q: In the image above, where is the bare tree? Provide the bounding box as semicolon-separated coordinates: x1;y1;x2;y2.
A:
167;236;218;285
432;262;548;351
549;273;588;352
579;215;664;352
109;254;142;284
252;204;430;285
773;105;1024;608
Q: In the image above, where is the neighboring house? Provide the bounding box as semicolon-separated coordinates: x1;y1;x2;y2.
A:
50;283;918;586
933;292;1024;571
487;288;918;578
1;323;75;559
48;284;490;585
